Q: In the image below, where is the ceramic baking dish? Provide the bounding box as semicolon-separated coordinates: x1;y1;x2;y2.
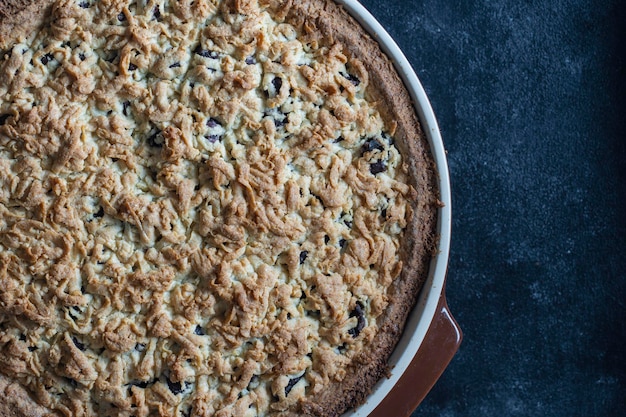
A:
336;2;462;416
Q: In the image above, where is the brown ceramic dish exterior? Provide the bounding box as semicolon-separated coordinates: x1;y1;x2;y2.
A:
371;288;462;417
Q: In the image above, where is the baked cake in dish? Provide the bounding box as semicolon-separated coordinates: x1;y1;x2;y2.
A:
0;0;439;416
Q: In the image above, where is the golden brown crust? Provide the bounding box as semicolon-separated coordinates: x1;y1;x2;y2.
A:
0;0;55;50
0;1;438;416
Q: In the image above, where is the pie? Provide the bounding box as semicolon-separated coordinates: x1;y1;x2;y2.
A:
0;0;439;416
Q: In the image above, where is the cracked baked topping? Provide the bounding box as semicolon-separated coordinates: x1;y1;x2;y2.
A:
0;0;438;416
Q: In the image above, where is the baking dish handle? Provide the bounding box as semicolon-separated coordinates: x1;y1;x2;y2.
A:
370;289;462;417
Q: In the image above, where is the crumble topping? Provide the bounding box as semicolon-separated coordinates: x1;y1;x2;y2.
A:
0;1;415;416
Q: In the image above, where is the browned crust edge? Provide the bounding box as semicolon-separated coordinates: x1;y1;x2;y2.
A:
0;1;440;416
281;1;440;416
0;0;54;51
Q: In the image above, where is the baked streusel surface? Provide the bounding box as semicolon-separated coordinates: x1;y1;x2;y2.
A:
0;1;438;416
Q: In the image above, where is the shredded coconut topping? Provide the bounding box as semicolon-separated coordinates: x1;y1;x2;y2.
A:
0;1;413;416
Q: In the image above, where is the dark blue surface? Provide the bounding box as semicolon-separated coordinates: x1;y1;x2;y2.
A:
357;0;626;416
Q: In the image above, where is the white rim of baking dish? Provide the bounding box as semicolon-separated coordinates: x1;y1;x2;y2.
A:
335;1;452;416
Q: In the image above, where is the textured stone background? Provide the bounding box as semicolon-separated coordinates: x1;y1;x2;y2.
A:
355;0;626;416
